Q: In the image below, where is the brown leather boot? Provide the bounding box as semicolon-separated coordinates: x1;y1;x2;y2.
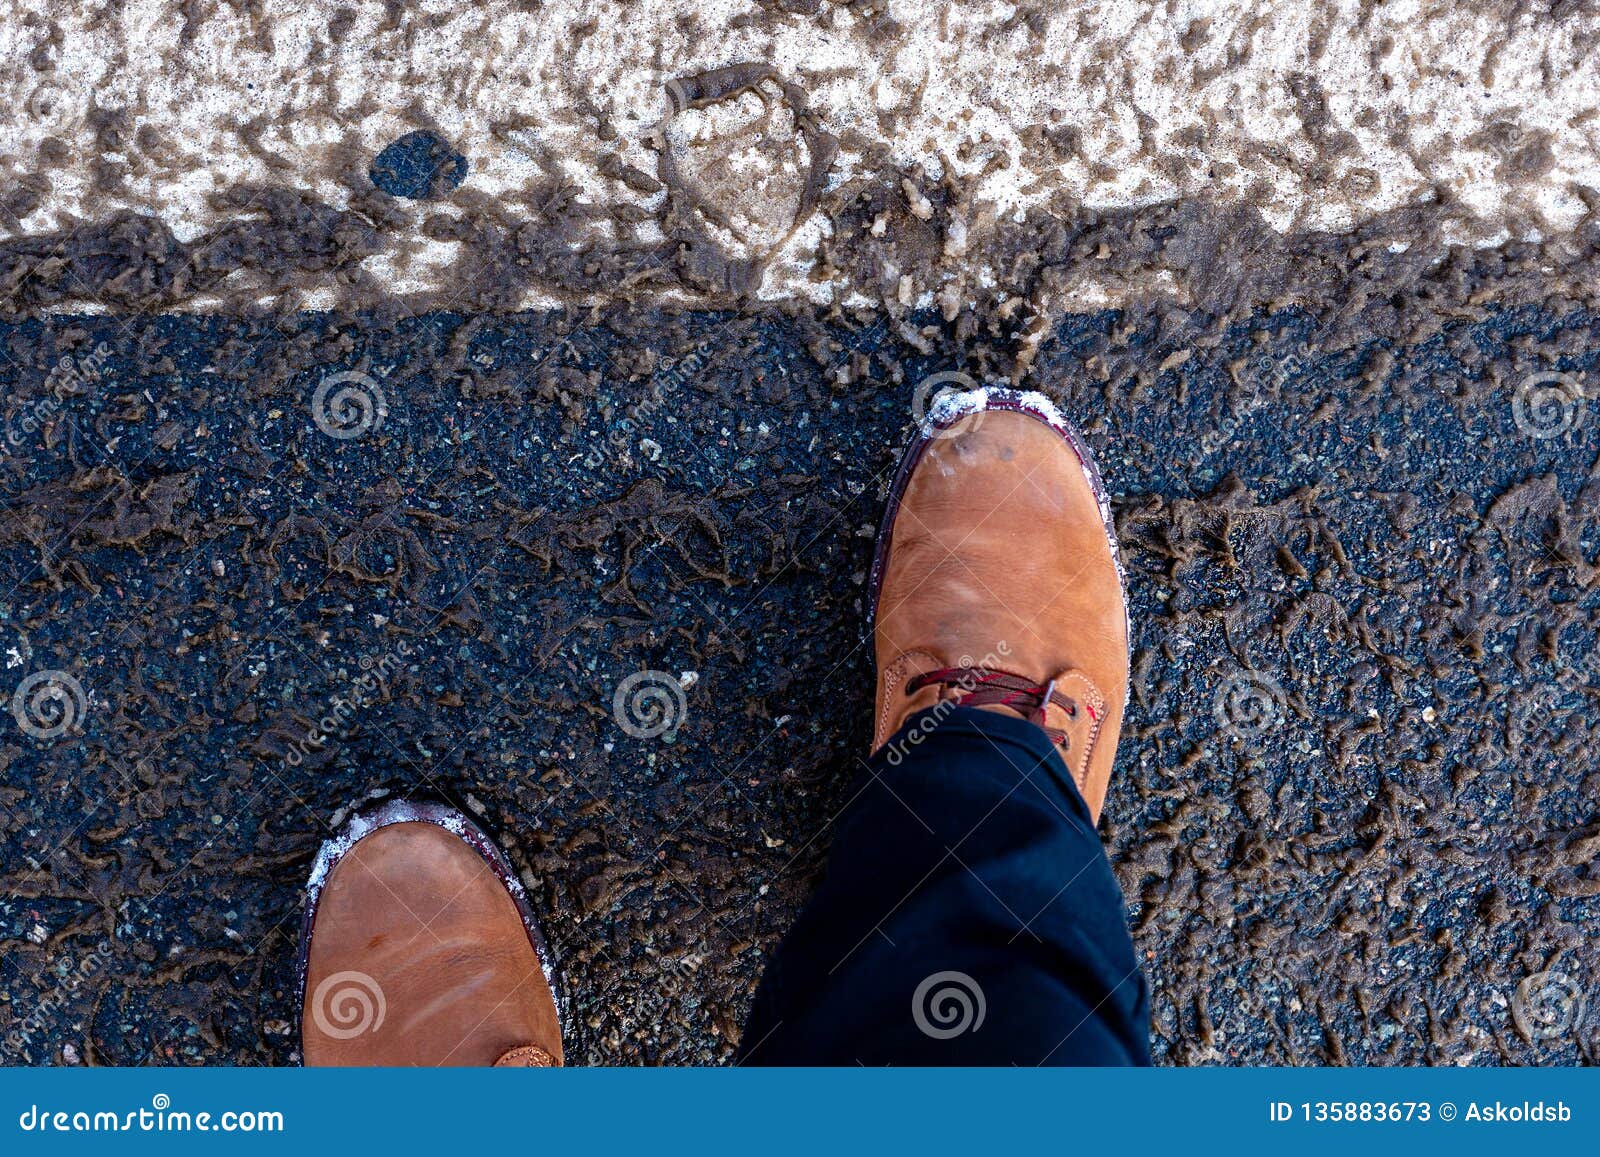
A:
297;800;564;1066
869;387;1130;822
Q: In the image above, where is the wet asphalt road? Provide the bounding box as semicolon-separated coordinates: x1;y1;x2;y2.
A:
0;300;1597;1065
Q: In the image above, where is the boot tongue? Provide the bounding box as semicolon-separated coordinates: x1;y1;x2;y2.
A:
971;696;1078;744
969;701;1036;724
494;1045;559;1067
965;669;1108;779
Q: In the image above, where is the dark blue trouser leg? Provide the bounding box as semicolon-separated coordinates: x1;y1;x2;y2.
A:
740;706;1150;1066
